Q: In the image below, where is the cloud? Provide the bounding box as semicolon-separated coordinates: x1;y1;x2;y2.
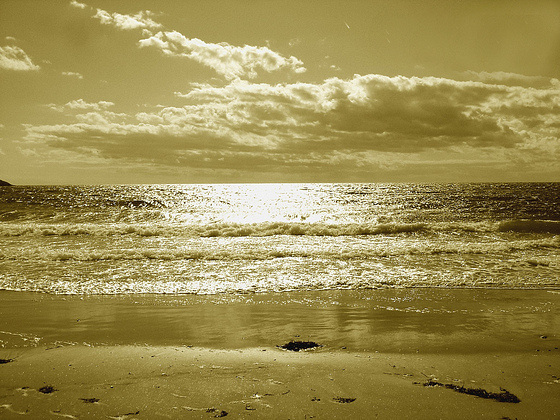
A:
0;45;40;71
69;0;87;9
173;75;524;150
461;71;559;89
78;3;306;80
23;74;560;178
47;99;115;112
93;8;162;31
62;71;84;79
139;31;306;80
288;38;301;47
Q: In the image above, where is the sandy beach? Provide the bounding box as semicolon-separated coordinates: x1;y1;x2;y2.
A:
1;289;559;419
2;0;560;414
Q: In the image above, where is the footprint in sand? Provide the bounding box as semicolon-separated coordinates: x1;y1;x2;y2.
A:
108;410;140;420
1;404;30;415
80;397;100;404
50;410;78;419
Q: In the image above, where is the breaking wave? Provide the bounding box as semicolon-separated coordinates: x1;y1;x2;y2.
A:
0;219;559;237
1;237;558;262
497;220;560;234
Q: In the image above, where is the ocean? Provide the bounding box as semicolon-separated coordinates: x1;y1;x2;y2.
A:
0;183;559;295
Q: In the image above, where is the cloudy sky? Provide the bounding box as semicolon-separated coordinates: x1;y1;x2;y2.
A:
1;0;559;184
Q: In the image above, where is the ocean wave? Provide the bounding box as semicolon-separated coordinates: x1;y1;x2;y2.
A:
497;220;560;234
0;221;424;237
105;199;164;208
1;266;558;295
1;237;558;262
0;219;558;238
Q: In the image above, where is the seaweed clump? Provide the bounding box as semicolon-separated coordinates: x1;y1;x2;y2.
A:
0;358;14;364
206;408;228;417
278;341;322;352
333;397;356;403
38;385;57;394
423;380;520;403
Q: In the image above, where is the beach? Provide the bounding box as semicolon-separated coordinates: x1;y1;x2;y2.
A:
1;183;559;417
1;289;559;419
2;0;560;412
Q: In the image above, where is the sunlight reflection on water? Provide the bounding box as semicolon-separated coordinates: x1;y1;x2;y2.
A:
0;183;559;294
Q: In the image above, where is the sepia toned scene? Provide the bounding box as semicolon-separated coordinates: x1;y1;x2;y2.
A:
1;1;559;418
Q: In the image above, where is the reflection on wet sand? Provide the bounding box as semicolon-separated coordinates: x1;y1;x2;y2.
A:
1;289;558;354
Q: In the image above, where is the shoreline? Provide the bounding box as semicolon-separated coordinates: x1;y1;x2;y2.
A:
1;288;559;352
1;288;559;418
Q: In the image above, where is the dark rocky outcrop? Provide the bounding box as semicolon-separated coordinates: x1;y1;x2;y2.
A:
0;179;12;186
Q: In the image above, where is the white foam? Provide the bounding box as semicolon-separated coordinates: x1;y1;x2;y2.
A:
1;220;551;238
1;236;558;262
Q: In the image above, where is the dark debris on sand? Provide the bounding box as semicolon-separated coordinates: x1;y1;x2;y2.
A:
206;408;228;417
38;385;57;394
80;398;100;403
0;358;14;364
333;397;356;403
423;380;521;403
278;341;322;352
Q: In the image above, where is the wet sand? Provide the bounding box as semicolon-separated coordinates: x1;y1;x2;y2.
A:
1;289;559;418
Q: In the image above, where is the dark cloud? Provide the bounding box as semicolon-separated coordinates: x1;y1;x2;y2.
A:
23;74;560;176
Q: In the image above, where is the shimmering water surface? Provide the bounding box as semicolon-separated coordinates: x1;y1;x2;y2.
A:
0;183;559;294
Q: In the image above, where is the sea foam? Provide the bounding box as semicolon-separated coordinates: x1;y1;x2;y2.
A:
1;219;557;237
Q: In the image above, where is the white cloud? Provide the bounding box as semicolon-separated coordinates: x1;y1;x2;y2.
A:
68;99;114;110
70;0;87;9
139;31;306;80
93;8;162;31
288;38;301;47
62;71;84;79
461;71;559;88
74;111;126;125
82;5;306;80
0;45;40;71
47;99;115;112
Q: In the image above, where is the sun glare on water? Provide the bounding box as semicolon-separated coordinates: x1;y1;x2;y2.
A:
188;183;335;225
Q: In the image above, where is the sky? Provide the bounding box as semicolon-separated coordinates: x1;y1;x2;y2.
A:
1;0;559;184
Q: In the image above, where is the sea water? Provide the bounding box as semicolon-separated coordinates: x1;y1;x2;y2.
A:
0;183;559;295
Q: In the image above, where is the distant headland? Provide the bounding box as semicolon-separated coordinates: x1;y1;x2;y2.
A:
0;179;12;186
